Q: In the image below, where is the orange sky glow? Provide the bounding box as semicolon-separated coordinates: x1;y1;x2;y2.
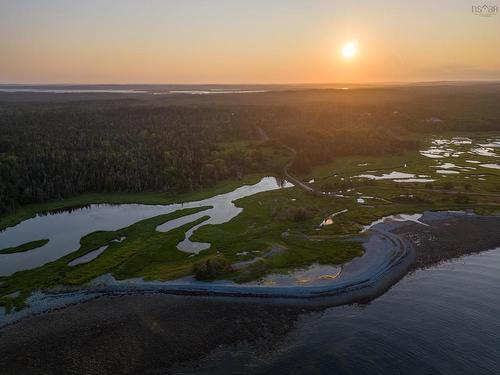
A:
1;0;499;84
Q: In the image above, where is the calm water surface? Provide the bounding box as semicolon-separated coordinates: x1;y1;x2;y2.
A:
0;177;291;276
179;248;500;374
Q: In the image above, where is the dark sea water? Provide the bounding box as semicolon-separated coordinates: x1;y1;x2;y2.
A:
180;248;500;374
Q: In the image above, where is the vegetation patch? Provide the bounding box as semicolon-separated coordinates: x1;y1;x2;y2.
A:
194;255;234;281
0;207;211;310
0;239;49;254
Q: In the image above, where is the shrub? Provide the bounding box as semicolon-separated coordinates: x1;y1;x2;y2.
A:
193;255;233;280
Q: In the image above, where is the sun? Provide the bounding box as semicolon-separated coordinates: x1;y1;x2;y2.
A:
341;42;358;60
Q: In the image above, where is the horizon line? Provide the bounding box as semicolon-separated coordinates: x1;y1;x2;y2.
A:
1;79;500;87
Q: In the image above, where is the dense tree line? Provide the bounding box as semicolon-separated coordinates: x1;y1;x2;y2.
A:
0;102;275;213
1;85;499;214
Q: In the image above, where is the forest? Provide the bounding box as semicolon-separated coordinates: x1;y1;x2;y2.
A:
1;84;499;214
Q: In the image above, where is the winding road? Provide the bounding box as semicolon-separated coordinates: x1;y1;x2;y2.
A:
257;127;321;195
257;127;500;201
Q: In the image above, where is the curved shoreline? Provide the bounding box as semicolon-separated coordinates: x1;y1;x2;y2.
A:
0;218;414;327
1;210;499;328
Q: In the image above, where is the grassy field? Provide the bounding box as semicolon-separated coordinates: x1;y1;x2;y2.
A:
0;133;499;311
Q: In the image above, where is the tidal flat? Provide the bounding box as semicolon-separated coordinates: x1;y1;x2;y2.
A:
0;212;499;374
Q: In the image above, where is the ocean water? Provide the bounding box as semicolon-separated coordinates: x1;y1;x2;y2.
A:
180;247;500;374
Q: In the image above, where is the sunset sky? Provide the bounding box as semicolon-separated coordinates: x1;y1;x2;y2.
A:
1;0;499;84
